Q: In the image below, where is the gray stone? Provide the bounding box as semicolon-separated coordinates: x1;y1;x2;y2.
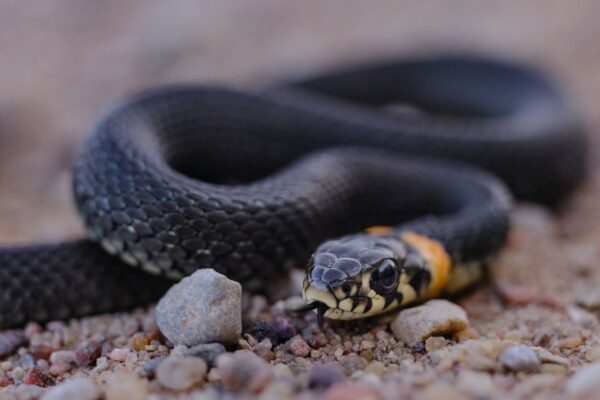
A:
155;355;207;391
156;269;242;346
498;345;541;373
391;300;469;346
41;377;100;400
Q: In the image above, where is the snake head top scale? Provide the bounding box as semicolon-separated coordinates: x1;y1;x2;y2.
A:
299;231;452;323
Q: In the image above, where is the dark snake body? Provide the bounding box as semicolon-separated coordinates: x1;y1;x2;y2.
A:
0;56;586;327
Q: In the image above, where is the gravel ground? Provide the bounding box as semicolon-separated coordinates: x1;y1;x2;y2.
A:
2;1;600;399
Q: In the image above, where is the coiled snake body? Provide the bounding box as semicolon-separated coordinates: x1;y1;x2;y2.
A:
0;56;587;327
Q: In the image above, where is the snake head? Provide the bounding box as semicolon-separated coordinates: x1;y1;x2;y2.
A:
299;231;450;321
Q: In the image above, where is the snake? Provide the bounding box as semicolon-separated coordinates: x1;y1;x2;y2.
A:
0;55;586;328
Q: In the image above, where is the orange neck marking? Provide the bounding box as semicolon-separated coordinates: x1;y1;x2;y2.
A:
401;231;451;298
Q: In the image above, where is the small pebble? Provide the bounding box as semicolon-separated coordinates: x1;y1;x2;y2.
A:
214;350;273;394
10;366;24;382
340;354;368;375
566;362;600;399
307;362;344;389
101;370;148;400
533;347;570;366
143;357;165;378
498;345;541;373
31;345;54;360
49;360;72;376
249;320;280;346
273;317;297;342
95;356;109;372
156;269;242;346
425;336;447;352
185;342;226;367
74;340;101;367
19;354;35;369
41;377;100;400
156;355;207;391
23;366;53;386
254;338;275;361
50;349;75;365
364;361;386;376
0;330;26;357
24;322;43;340
567;306;598;327
325;382;381;400
391;300;469;346
130;333;149;351
108;347;130;361
559;336;584;349
457;370;498;398
125;351;138;369
576;292;600;310
586;346;600;362
289;337;311;357
46;321;67;332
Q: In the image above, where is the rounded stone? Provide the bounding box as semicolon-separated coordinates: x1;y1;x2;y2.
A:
156;355;207;391
499;345;541;373
156;269;242;346
391;299;469;346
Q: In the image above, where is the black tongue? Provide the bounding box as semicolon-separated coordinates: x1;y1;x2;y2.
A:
290;301;320;315
290;301;328;328
317;302;328;328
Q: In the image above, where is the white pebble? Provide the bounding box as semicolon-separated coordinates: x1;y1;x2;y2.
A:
42;377;100;400
108;348;130;362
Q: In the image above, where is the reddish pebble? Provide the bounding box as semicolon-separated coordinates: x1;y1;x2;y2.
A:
31;345;55;360
325;382;382;400
74;340;101;367
24;367;53;387
289;337;311;357
0;377;12;387
307;333;328;349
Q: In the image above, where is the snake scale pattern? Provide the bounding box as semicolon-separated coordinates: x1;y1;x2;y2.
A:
0;55;587;327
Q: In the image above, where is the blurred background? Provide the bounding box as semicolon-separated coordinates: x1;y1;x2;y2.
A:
0;0;598;244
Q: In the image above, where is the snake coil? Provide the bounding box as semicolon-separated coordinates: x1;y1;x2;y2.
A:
0;55;586;326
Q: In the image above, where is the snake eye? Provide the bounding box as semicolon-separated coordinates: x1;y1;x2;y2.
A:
370;259;399;295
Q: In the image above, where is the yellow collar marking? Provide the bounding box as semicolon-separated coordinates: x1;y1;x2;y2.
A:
401;232;451;298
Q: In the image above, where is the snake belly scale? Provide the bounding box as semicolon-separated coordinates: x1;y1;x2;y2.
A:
0;56;587;327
